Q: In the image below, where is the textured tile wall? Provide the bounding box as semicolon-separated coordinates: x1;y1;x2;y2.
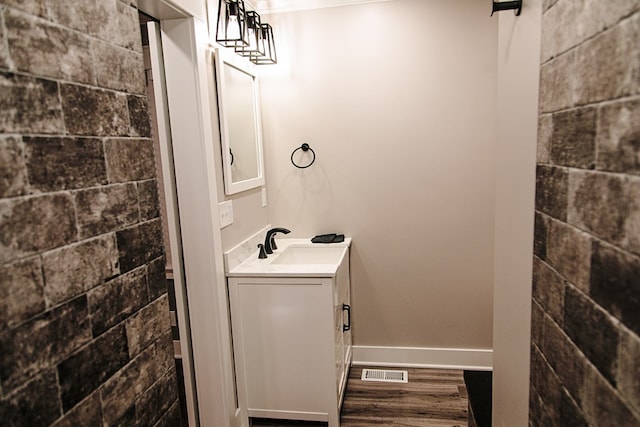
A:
531;1;640;426
0;1;180;425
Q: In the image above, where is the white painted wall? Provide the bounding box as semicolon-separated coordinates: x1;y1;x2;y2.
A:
259;0;498;352
493;0;542;425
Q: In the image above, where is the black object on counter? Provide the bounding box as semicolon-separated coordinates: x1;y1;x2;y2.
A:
311;233;345;244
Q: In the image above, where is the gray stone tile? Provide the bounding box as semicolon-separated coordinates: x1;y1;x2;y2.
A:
541;0;640;63
74;183;139;239
134;368;178;427
567;170;631;247
105;138;156;183
537;114;552;164
116;219;164;273
155;330;176;375
539;51;575;113
0;11;11;72
1;0;48;17
42;234;120;306
50;390;103;427
0;295;91;393
533;212;548;261
532;257;566;325
540;0;573;62
152;400;183;427
92;39;145;94
530;346;562;426
147;256;167;301
101;344;158;425
535;165;569;221
564;286;620;386
574;12;640;105
46;0;116;38
0;193;77;264
88;267;149;337
541;315;588;405
57;324;130;411
5;8;94;84
531;300;545;347
0;256;45;331
47;0;141;51
24;137;107;192
628;177;640;255
596;99;640;175
529;383;544;427
0;135;28;198
114;1;143;52
112;406;136;427
533;211;549;261
545;219;591;292
590;241;640;336
60;83;129;136
0;72;64;134
618;327;640;416
128;95;151;137
0;370;61;426
581;364;640;426
560;388;588;427
125;294;171;357
550;107;596;169
138;179;160;220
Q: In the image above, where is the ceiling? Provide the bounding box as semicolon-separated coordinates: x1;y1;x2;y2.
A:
253;0;392;13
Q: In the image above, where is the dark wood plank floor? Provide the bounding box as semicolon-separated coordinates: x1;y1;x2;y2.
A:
251;367;468;427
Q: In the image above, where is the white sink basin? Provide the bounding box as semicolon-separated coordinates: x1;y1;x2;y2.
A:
226;238;351;278
270;245;346;265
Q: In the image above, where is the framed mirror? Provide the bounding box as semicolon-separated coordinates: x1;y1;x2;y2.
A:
214;47;265;195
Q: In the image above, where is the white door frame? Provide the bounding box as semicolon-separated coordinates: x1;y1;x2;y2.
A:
138;2;239;426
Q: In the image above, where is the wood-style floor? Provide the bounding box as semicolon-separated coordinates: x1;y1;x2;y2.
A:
251;367;469;427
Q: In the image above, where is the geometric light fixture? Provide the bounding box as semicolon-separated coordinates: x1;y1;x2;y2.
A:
250;23;277;65
216;0;249;47
235;11;264;58
216;0;277;65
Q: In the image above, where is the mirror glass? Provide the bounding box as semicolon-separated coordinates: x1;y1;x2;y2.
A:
214;48;265;194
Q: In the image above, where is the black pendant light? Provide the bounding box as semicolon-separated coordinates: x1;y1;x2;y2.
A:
216;0;249;47
251;23;277;65
235;11;264;57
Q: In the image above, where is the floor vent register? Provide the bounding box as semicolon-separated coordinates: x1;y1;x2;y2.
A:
361;369;408;383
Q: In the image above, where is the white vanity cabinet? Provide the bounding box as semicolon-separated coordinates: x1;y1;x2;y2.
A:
227;246;351;427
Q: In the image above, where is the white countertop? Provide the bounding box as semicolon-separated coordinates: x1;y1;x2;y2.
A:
226;238;352;278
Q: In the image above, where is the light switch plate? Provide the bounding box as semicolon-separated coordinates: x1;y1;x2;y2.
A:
261;187;268;207
219;200;233;228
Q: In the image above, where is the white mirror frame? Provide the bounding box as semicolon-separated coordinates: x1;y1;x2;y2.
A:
214;47;265;195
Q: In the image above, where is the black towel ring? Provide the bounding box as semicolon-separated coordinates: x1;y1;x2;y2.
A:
291;143;316;169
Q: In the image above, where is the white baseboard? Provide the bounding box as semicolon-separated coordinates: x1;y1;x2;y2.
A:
352;346;493;371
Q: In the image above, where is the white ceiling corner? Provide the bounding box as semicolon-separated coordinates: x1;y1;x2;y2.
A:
255;0;392;14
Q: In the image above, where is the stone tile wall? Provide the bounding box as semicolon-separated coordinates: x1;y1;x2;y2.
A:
531;1;640;426
0;1;180;425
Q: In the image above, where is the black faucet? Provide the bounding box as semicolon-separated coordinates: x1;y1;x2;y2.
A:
264;227;291;254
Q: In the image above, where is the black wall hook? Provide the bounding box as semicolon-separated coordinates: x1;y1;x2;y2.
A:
290;143;316;169
491;0;522;16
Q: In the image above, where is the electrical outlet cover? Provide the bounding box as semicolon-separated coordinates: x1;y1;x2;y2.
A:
219;200;233;228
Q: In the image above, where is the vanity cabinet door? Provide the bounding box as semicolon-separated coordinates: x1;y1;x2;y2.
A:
228;276;338;420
